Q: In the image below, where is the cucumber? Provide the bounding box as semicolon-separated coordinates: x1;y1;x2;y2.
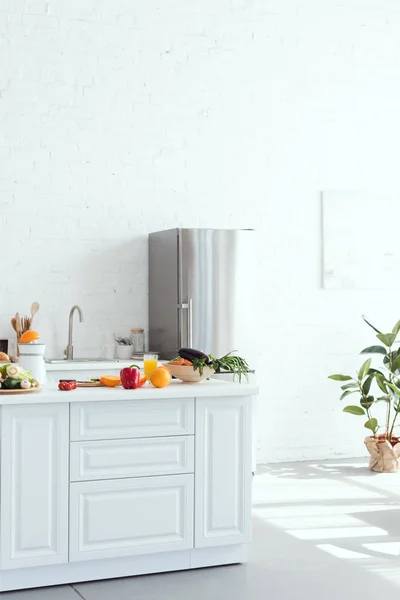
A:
3;378;21;389
178;348;212;365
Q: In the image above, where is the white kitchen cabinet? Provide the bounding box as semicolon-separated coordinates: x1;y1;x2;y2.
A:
69;474;194;561
195;396;252;547
0;381;257;592
0;404;69;570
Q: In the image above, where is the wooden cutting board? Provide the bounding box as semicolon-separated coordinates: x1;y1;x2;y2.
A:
0;386;41;395
76;381;104;387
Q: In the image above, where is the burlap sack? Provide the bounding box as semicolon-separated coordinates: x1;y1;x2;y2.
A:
365;436;400;472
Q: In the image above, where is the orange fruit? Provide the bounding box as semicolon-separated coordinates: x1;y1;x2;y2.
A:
19;330;40;344
100;375;121;387
150;366;171;388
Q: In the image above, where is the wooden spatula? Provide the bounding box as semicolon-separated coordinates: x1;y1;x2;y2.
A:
30;302;39;322
11;317;17;332
15;313;21;336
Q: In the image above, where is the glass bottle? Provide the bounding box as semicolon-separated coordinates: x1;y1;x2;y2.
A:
130;328;145;353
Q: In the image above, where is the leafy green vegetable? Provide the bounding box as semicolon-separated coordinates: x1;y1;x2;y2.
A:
190;351;250;382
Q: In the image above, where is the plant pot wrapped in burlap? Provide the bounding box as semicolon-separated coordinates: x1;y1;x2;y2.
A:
365;436;400;473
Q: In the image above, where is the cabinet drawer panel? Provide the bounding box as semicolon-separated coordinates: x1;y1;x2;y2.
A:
70;399;194;441
69;474;194;561
70;436;194;481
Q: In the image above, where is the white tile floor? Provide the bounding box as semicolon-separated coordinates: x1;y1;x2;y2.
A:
4;458;400;599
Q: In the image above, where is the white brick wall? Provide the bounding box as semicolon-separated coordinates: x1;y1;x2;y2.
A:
2;0;400;462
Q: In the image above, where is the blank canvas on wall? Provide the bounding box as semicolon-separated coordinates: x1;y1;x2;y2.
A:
322;191;400;290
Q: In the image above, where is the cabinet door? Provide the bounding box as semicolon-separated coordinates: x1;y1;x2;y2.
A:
1;404;69;570
70;474;194;561
195;396;252;548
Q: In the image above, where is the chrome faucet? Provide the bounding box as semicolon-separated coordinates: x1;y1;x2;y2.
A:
65;305;84;360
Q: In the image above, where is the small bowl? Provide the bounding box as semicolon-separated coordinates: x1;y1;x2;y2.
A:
164;364;214;383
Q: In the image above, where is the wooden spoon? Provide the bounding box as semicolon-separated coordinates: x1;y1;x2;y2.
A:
11;317;17;332
15;313;21;336
30;302;39;322
21;316;29;332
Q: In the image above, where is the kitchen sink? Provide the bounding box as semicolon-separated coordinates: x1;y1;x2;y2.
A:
45;358;125;364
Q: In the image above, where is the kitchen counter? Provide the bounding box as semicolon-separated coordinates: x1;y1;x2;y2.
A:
0;380;256;591
0;379;258;405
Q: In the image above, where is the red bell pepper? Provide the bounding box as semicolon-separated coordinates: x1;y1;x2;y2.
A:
120;365;141;389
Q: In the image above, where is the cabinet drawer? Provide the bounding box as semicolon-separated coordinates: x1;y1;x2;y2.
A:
69;474;194;561
70;399;194;441
70;436;194;482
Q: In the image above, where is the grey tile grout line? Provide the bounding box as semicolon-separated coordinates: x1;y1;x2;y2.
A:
70;584;86;600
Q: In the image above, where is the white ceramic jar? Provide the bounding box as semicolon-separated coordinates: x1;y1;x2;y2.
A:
18;343;47;386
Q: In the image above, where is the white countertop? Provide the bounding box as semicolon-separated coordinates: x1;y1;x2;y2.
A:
0;379;258;405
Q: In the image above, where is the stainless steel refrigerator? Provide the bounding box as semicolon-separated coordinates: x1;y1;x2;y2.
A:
148;228;256;363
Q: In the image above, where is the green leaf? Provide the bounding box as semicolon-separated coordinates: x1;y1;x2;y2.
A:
358;359;371;381
343;405;366;416
376;395;390;402
361;396;374;410
391;355;400;373
341;382;359;391
376;375;389;394
377;333;397;347
368;368;385;376
362;374;374;395
362;315;382;334
340;390;358;401
385;382;400;396
328;374;353;381
360;345;387;355
364;418;378;432
392;320;400;335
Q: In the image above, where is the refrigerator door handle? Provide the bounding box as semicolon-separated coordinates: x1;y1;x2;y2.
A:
188;298;193;348
178;303;188;348
177;301;193;348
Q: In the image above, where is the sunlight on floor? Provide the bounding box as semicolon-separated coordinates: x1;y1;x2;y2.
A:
288;526;388;540
254;458;400;589
316;544;371;559
363;542;400;556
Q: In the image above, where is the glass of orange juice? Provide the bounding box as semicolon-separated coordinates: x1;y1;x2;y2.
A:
144;353;158;380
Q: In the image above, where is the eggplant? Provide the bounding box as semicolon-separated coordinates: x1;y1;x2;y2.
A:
178;348;212;365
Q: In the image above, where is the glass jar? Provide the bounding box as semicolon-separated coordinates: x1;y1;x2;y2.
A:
130;328;145;353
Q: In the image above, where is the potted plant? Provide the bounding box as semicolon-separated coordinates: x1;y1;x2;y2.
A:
329;316;400;473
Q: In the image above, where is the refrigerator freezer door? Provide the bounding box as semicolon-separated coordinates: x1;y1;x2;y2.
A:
149;229;180;359
179;229;256;361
